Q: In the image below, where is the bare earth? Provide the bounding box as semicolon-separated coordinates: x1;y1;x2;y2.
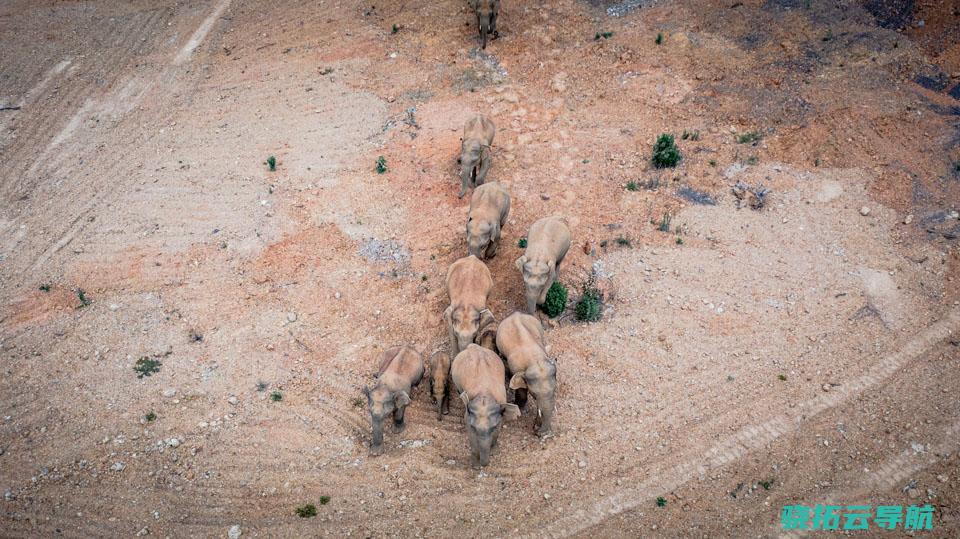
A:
1;0;959;537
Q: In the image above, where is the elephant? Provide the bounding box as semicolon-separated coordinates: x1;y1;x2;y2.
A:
466;181;510;260
444;255;494;357
365;346;424;455
458;114;495;198
515;216;571;314
496;312;557;436
451;343;520;466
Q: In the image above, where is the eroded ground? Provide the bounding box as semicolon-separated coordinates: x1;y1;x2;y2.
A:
1;0;958;537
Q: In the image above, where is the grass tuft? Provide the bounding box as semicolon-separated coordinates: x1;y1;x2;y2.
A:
133;357;162;379
76;289;91;308
656;496;666;507
655;32;663;45
518;237;528;248
319;496;331;505
652;134;681;168
270;390;283;402
575;286;602;322
594;31;614;40
658;213;672;232
266;156;277;171
296;504;317;518
625;181;639;192
737;132;762;144
39;284;51;292
778;374;787;381
145;411;157;422
375;156;388;174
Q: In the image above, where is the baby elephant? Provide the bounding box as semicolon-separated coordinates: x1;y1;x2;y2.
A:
458;114;495;198
365;346;424;455
466;182;510;260
516;216;571;314
472;0;500;49
496;312;557;436
445;255;494;357
428;351;452;420
451;344;520;466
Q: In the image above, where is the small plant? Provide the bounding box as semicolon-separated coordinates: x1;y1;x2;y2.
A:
759;479;773;490
615;236;632;247
540;282;568;318
256;381;268;392
737;131;762;144
681;130;699;141
746;156;759;166
351;396;364;408
656;496;666;507
709;159;717;167
658;213;672;232
145;412;157;422
675;237;683;245
421;274;428;281
575;286;602;322
189;329;203;342
822;28;833;42
778;374;787;381
375;156;387;174
133;357;162;379
270;390;283;402
265;155;277;171
391;24;399;34
652;134;681;168
518;237;528;248
655;32;663;45
625;181;639;192
319;496;331;505
594;31;614;40
954;161;960;173
296;504;317;518
76;289;91;308
39;283;51;292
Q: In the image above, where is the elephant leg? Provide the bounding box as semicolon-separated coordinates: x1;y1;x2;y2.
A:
514;388;529;410
394;406;406;431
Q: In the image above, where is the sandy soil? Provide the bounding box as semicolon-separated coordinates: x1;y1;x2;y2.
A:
1;0;958;537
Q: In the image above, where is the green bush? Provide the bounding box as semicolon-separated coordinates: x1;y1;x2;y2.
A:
266;155;277;171
296;504;317;518
133;357;162;378
517;237;527;248
652;134;681;168
540;282;568;318
375;156;387;174
575;287;602;322
737;131;762;144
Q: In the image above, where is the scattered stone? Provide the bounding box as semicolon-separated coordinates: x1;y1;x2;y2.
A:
228;525;242;539
540;193;551;200
578;460;587;468
398;439;431;449
228;396;239;406
860;206;871;216
904;214;914;224
287;312;297;323
335;292;341;299
543;493;551;500
937;475;948;483
136;527;149;537
166;438;181;448
162;388;177;398
822;384;831;392
110;462;125;472
4;490;15;501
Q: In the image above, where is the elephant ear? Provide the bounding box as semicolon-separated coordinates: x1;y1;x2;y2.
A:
363;386;372;401
515;255;527;271
478;309;495;334
509;372;527;390
502;403;521;420
443;305;454;325
459;391;470;407
395;391;411;407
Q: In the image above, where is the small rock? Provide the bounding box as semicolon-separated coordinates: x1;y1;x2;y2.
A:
334;292;341;300
228;396;239;406
162;388;177;398
904;214;914;224
822;384;831;392
578;460;587;468
4;490;15;501
228;525;242;539
540;193;551;200
543;493;551;500
286;312;297;322
907;488;920;499
166;438;181;448
109;304;120;311
937;474;948;483
859;206;871;216
110;462;125;472
136;527;149;537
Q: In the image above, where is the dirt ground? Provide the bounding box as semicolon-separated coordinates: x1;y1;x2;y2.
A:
1;0;959;537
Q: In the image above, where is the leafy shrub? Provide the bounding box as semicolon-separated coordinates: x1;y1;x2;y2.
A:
517;237;527;248
655;32;663;45
737;132;762;144
625;181;639;191
575;287;602;322
319;496;331;505
270;390;283;402
652;134;681;168
375;156;387;174
266;156;277;171
656;496;666;507
540;282;568;318
658;213;672;232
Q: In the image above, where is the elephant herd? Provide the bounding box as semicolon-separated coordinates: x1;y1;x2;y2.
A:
365;113;572;466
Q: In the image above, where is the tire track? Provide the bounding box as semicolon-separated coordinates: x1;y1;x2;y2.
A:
530;307;960;538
